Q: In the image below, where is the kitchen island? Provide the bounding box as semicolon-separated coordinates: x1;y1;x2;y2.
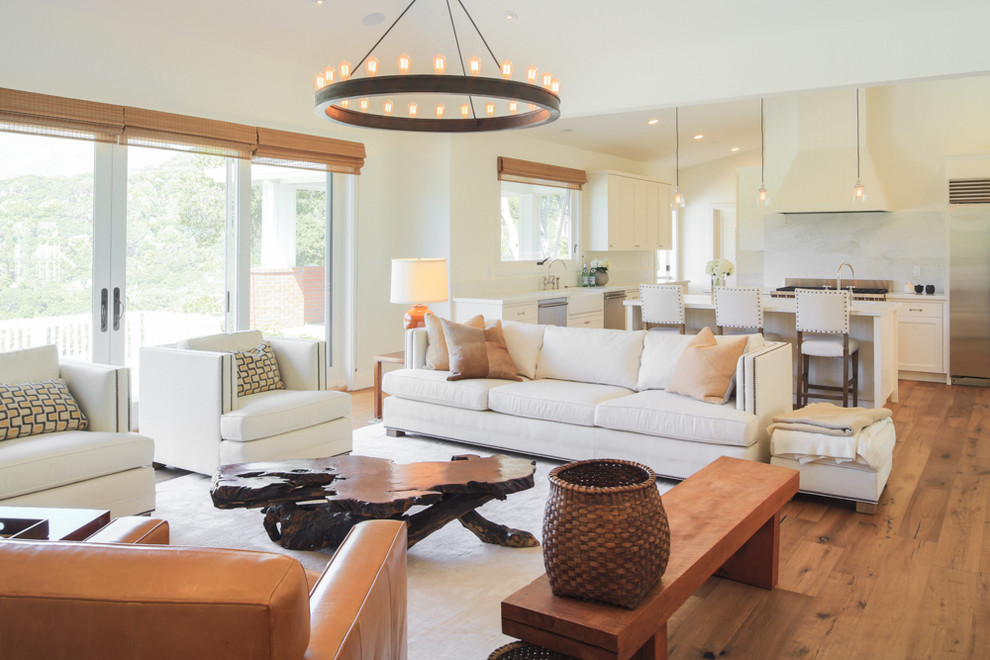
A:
625;294;899;406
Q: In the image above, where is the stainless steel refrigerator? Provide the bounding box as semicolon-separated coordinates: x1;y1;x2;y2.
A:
950;204;990;383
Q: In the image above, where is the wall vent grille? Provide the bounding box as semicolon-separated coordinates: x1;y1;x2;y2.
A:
949;178;990;205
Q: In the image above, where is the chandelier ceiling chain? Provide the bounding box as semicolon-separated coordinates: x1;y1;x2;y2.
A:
314;0;560;132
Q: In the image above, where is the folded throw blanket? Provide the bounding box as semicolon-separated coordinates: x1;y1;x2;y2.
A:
770;417;894;469
767;402;892;437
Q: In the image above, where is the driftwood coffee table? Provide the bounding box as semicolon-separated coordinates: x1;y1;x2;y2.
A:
210;454;538;550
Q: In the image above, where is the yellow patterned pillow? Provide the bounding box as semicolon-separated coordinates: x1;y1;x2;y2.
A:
234;341;285;397
0;379;88;441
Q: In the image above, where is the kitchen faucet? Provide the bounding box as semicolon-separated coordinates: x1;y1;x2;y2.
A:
543;258;565;290
836;262;856;292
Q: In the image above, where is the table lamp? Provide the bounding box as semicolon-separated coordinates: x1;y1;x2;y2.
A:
390;258;448;329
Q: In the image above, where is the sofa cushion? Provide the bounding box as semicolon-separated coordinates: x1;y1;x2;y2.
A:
0;379;88;441
501;321;546;380
536;326;646;390
382;368;513;411
179;330;264;352
0;430;153;499
594;390;758;447
0;345;60;385
441;318;521;382
637;332;766;392
489;380;633;427
424;313;483;370
221;389;352;442
234;341;285;397
667;327;748;404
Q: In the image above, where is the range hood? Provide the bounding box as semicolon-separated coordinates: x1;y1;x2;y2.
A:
767;91;891;214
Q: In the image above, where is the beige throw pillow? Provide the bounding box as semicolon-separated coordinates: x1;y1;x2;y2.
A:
424;313;484;370
439;318;522;382
667;327;747;404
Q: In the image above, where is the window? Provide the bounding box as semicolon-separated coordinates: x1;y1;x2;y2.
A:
496;156;586;264
500;181;575;262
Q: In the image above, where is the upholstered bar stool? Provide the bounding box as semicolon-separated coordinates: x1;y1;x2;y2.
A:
639;284;685;333
795;289;859;407
714;286;764;335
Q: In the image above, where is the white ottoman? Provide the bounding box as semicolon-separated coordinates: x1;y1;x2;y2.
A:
770;417;895;514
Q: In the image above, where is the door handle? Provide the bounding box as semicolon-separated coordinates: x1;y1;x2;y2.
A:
112;287;123;331
100;288;108;332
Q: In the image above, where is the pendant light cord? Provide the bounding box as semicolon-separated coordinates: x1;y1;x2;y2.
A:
675;107;680;189
855;87;862;181
760;97;766;186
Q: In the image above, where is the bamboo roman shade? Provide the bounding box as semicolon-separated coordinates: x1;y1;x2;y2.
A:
255;127;366;174
497;156;587;190
0;87;365;172
0;88;123;143
122;107;257;159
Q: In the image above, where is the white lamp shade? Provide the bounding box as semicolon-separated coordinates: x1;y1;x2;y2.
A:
390;258;448;304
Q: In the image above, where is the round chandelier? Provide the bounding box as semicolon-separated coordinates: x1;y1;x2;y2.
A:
313;0;561;132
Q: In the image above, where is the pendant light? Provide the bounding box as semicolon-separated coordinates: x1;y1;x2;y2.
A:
671;107;685;208
853;87;867;203
756;97;769;206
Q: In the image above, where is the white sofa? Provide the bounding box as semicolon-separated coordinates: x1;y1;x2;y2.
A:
382;323;793;480
139;330;352;476
0;345;156;516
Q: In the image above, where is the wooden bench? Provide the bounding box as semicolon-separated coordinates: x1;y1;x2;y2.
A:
501;456;799;659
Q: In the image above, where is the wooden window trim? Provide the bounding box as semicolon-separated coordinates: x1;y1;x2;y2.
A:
498;156;587;190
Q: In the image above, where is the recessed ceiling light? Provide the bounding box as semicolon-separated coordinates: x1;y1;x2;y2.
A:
314;0;324;5
647;118;659;125
363;12;385;25
504;11;517;21
731;146;740;152
693;134;704;140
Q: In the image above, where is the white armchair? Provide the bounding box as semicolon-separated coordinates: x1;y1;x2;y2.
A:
0;344;156;516
139;330;352;475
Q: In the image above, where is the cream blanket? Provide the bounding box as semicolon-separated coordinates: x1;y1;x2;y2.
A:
770;416;895;469
767;402;892;437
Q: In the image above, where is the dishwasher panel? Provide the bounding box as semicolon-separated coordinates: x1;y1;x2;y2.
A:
537;297;568;326
603;290;627;329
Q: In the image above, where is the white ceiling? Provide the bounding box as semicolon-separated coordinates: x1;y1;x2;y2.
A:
13;1;990;166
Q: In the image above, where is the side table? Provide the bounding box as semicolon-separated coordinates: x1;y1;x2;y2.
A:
373;350;405;421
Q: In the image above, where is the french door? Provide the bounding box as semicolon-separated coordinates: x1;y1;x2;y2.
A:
0;133;348;393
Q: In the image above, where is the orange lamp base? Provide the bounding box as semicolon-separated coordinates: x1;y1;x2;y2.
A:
404;304;432;330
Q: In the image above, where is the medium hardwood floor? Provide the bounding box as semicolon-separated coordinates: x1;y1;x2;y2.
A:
367;381;987;657
663;378;988;659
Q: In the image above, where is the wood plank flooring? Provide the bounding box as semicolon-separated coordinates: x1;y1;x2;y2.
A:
165;382;982;656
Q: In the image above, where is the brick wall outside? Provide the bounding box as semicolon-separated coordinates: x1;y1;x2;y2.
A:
250;266;325;330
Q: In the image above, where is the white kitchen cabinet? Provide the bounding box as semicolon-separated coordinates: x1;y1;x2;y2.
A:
454;299;537;324
892;298;944;374
589;171;672;251
566;291;604;328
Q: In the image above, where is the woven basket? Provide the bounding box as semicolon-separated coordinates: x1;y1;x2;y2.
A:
542;458;670;609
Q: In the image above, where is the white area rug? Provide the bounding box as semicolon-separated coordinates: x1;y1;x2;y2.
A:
154;424;674;659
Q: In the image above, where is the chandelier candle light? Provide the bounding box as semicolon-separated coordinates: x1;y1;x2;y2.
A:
313;0;561;132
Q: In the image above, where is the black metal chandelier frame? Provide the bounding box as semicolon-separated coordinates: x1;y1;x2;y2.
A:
313;0;561;132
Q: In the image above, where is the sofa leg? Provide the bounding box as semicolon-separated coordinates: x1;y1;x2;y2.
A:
855;501;877;515
386;428;405;438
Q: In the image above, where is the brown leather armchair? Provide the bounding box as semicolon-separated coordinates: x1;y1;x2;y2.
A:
0;518;407;659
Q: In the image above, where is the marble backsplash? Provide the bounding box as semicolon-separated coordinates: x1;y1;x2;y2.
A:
762;210;946;293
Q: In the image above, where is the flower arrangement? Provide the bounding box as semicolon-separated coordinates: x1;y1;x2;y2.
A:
705;258;734;280
590;258;610;273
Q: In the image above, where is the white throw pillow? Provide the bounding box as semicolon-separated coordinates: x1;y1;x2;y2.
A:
179;330;265;352
636;332;695;391
501;320;546;380
536;326;646;390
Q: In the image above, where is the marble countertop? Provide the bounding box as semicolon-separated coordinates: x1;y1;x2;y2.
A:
886;292;948;302
453;280;689;305
625;293;901;318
